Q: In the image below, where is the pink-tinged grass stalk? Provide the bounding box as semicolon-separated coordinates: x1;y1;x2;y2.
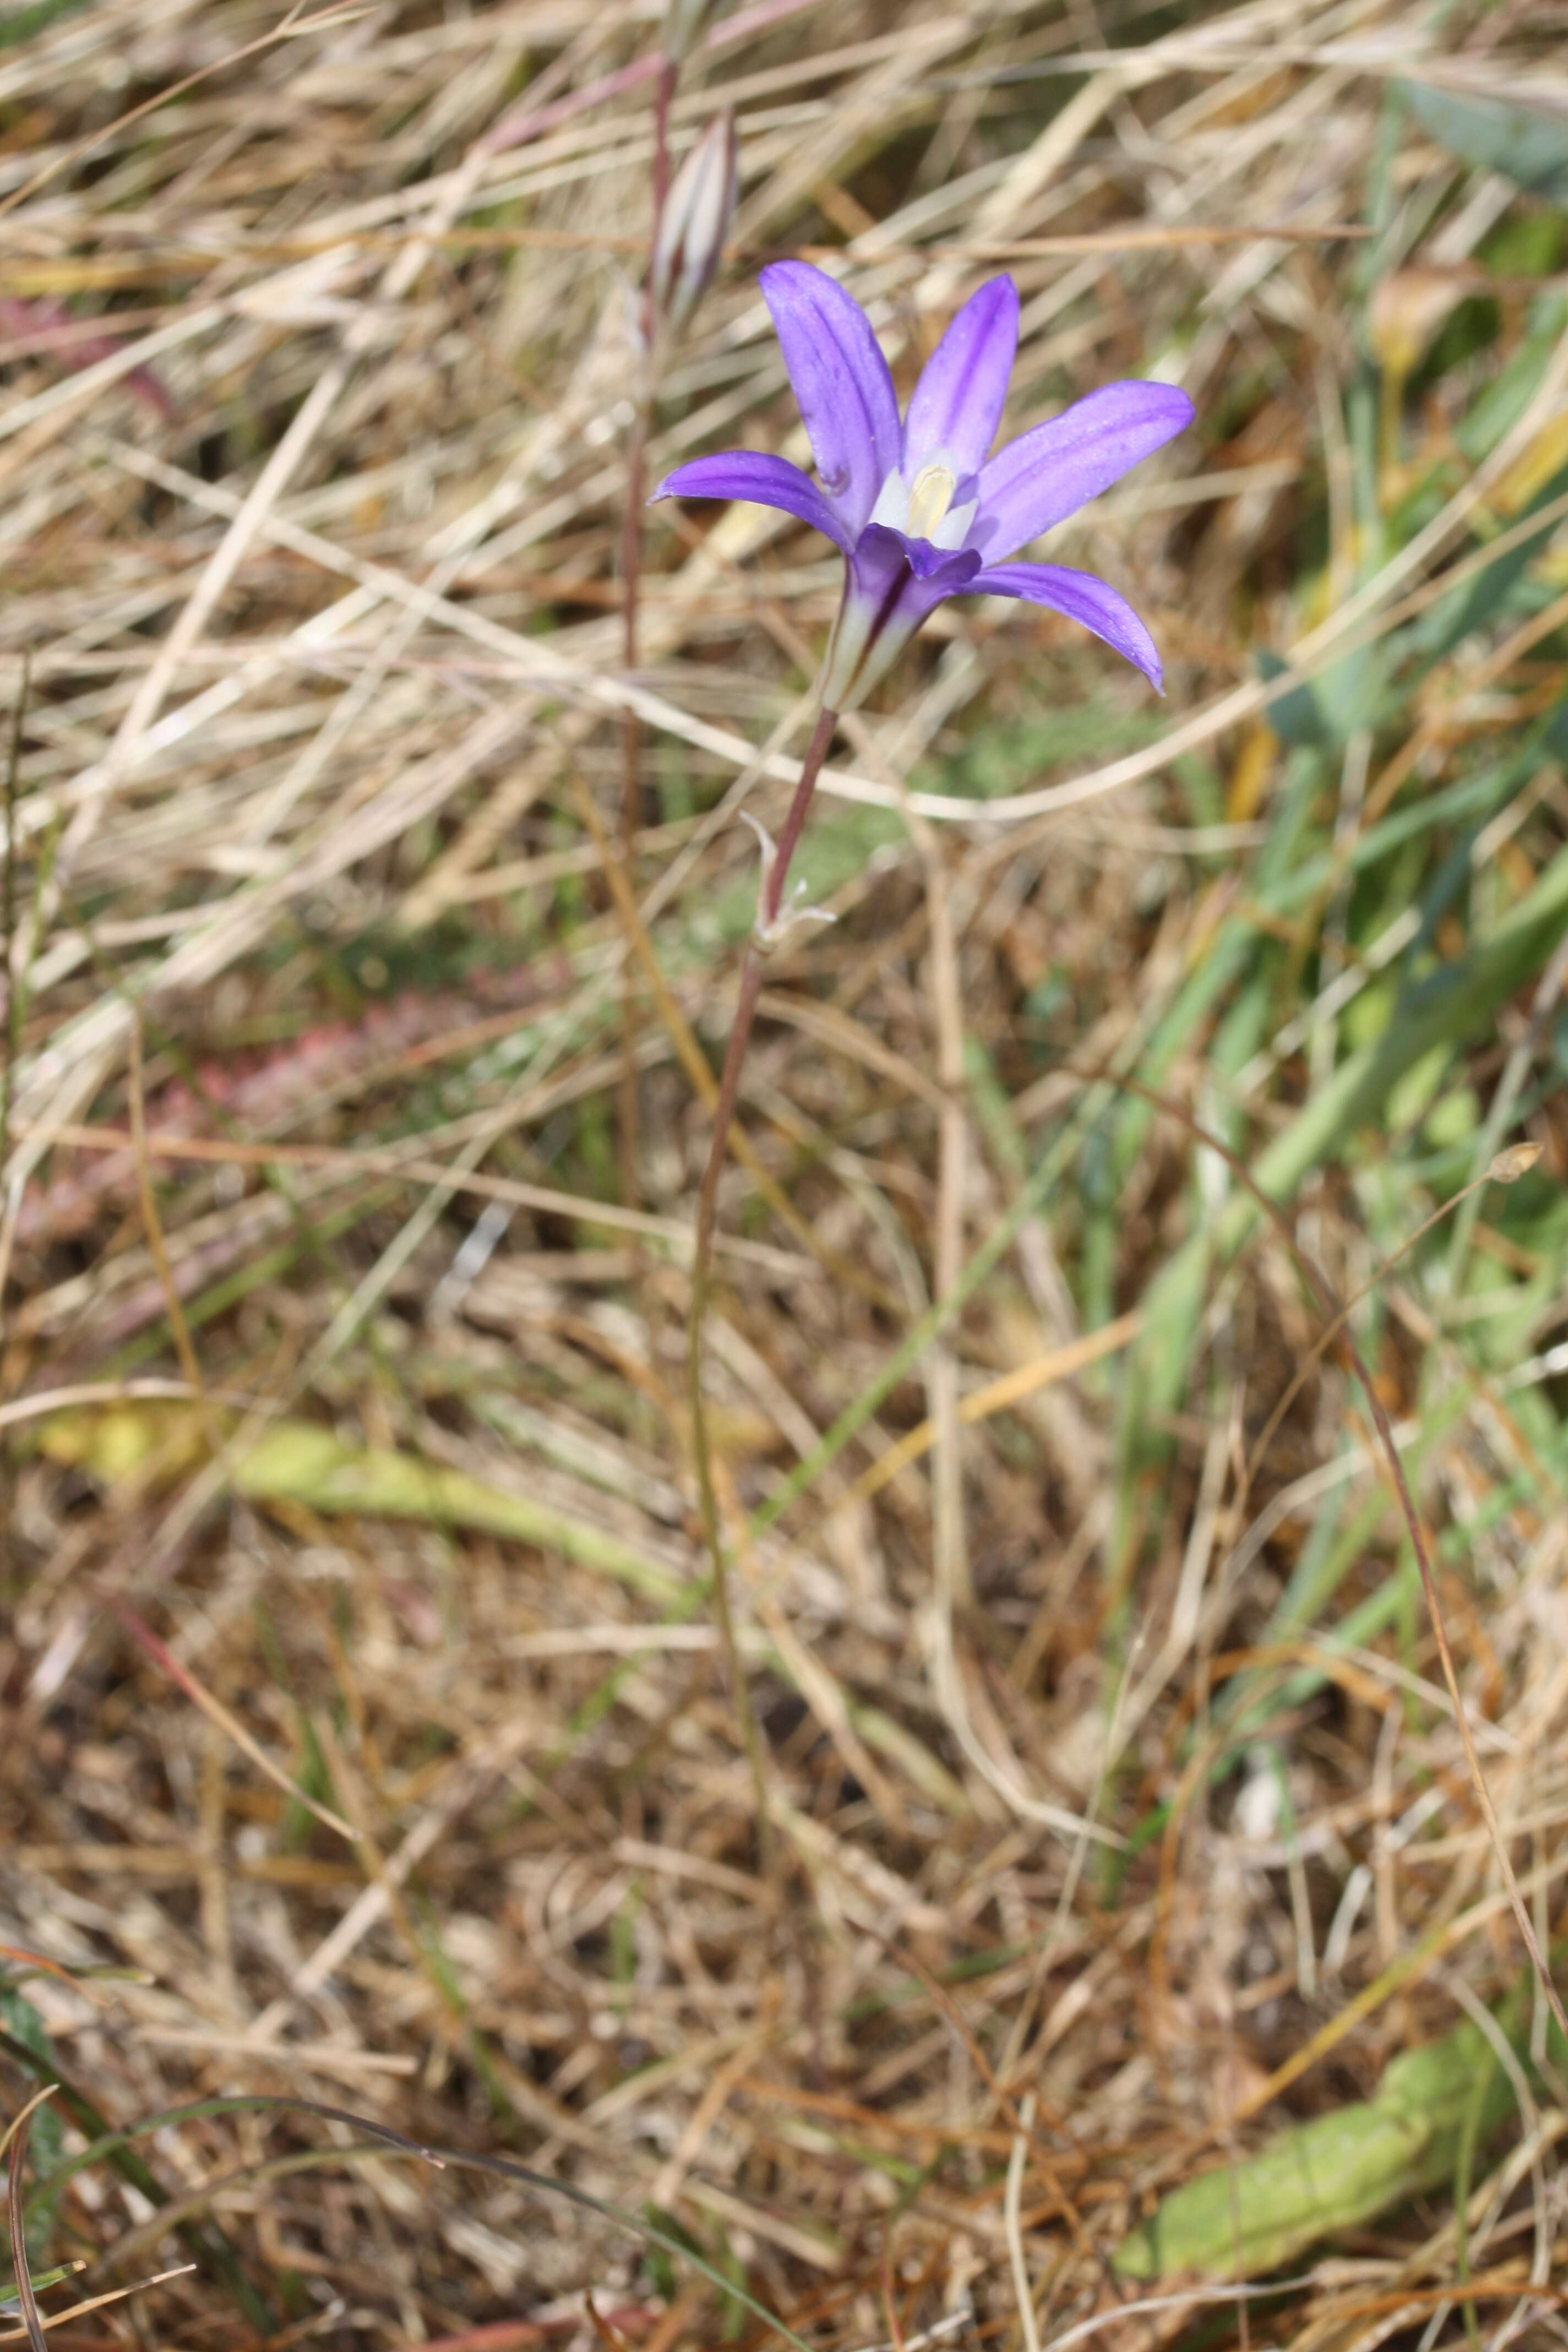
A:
617;51;680;1210
620;78;737;1212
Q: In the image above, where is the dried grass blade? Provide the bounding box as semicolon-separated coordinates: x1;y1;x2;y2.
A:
5;2101;51;2352
100;1595;356;1843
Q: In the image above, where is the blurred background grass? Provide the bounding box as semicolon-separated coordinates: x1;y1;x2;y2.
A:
3;2;1568;2349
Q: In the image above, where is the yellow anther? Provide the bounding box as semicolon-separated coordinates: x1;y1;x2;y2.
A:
906;462;956;541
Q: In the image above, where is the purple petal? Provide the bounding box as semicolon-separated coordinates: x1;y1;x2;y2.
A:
884;528;984;583
903;276;1019;480
760;260;901;536
650;450;854;552
846;525;979;613
969;561;1167;690
974;382;1194;560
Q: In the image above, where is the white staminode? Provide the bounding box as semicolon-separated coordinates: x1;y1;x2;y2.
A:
868;454;977;549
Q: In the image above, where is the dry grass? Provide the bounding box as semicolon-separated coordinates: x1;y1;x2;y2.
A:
3;3;1568;2350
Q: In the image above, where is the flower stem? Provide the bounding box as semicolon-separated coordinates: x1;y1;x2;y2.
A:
688;701;838;1867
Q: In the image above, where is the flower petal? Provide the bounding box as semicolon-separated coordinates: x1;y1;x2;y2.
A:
969;561;1166;690
650;450;855;552
869;529;982;583
903;275;1019;480
760;260;901;536
974;381;1194;560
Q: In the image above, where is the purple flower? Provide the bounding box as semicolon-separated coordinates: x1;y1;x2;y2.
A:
651;262;1194;710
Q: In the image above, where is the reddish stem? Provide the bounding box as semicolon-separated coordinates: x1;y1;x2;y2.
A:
686;703;839;1863
690;704;837;1293
647;57;677;273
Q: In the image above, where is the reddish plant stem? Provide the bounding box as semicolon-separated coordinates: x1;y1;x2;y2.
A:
687;703;839;1863
617;53;679;1213
648;55;677;253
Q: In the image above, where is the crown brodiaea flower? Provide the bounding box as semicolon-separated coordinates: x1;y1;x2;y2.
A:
652;262;1194;710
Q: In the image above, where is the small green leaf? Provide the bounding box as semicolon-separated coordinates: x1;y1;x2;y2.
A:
1114;2000;1538;2280
1255;650;1326;748
0;0;99;46
1404;81;1568;198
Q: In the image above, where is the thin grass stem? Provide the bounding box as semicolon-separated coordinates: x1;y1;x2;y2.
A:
617;54;679;1212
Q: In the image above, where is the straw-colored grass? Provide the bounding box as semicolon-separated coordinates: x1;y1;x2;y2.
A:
3;3;1568;2350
